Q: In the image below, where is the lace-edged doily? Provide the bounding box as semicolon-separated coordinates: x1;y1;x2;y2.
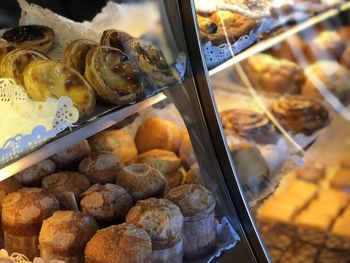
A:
0;249;65;263
0;78;78;167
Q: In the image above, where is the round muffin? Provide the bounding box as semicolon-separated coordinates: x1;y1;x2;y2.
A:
79;152;123;184
2;188;59;259
135;118;182;154
14;159;55;186
303;61;350;105
117;164;166;201
183;163;205;186
126;198;184;250
89;129;137;164
80;184;133;222
42;172;90;199
85;223;152;263
179;132;197;169
0;177;22;204
51;140;90;170
39;211;98;263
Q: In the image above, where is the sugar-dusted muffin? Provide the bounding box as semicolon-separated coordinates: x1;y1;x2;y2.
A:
116;164;166;201
166;184;216;260
14;159;55;186
79;152;123;184
135;118;182;154
179;132;197;169
51;140;90;170
80;184;133;223
85;223;152;263
39;211;98;263
89;129;137;164
126;198;184;262
2;188;59;259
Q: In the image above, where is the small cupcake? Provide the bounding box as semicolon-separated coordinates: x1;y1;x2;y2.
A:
85;223;152;263
166;184;216;260
39;211;98;263
126;198;184;262
14;159;55;186
79;152;123;184
116;164;166;201
51;140;90;170
2;188;59;259
80;184;133;223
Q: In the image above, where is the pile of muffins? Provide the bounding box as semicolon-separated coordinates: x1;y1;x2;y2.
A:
0;117;217;262
257;158;350;263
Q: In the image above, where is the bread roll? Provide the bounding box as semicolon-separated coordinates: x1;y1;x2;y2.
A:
79;152;123;184
2;188;59;259
166;184;216;260
80;184;133;222
117;164;166;201
14;159;55;186
51;140;90;170
85;223;152;263
39;211;98;263
179;132;197;169
126;198;184;262
135;118;182;154
89;129;137;164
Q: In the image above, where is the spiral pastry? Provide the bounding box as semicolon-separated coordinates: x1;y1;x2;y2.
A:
270;96;329;134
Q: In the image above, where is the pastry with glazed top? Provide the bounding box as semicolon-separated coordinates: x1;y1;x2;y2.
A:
79;152;123;184
183;163;205;186
0;49;48;85
243;53;305;94
270;95;329;134
116;163;166;201
89;129;137;164
51;140;90;170
2;25;54;54
220;109;276;144
85;223;152;263
64;39;98;75
126;198;184;262
166;184;216;260
100;30;132;52
39;211;98;263
42;172;90;200
179;132;197;168
2;188;59;259
80;184;133;222
297;161;325;183
14;159;55;186
23;60;96;117
84;45;142;105
303;61;350;105
135;118;182;154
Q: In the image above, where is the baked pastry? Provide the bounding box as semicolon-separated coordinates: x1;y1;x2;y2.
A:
135;118;183;154
220;109;277;144
340;155;350;169
243;53;305;94
89;129;137;164
116;163;166;201
2;25;54;54
268;34;306;62
0;42;15;62
14;159;55;186
64;39;98;75
85;223;152;263
2;188;59;259
183;163;205;186
303;61;350;105
79;152;123;184
340;46;350;69
42;172;91;200
270;95;329;134
166;184;216;260
330;168;350;193
165;169;185;190
51;140;90;170
39;211;98;263
338;25;350;44
100;29;132;52
23;60;96;117
179;132;197;168
126;198;184;262
297;161;325;183
197;10;256;46
0;49;48;85
80;184;133;222
84;45;142;105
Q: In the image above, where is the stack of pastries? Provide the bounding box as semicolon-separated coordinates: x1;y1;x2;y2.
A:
0;116;221;262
